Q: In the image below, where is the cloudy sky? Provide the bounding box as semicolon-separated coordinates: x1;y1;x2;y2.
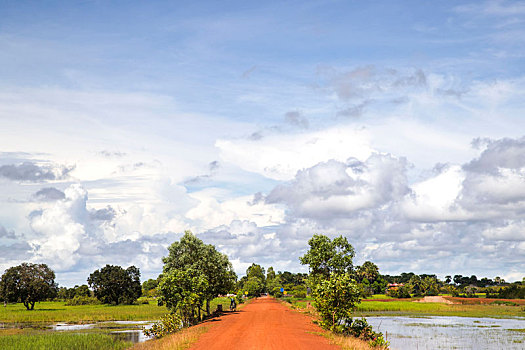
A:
1;0;524;286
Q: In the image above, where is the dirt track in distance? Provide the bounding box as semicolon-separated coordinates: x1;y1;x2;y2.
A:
189;296;340;350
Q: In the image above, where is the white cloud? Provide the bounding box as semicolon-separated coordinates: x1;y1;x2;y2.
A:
216;125;373;181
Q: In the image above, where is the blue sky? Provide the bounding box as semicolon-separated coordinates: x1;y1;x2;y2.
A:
1;0;524;286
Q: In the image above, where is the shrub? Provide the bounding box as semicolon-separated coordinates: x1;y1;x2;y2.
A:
292;285;306;299
347;318;389;347
143;313;183;339
65;296;101;306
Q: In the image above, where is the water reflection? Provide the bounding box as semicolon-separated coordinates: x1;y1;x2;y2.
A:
366;316;525;350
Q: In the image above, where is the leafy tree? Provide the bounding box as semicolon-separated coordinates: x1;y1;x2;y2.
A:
158;269;208;326
313;273;361;332
356;261;379;282
266;266;276;283
407;275;422;296
246;263;265;286
74;284;91;297
243;276;265;297
87;265;141;305
0;263;58;310
300;234;361;334
162;231;236;317
421;276;440;296
299;234;355;285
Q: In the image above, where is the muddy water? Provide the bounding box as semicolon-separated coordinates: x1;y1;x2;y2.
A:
366;316;525;350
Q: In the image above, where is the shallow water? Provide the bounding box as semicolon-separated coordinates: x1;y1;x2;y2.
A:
51;321;154;343
0;321;155;343
366;316;525;350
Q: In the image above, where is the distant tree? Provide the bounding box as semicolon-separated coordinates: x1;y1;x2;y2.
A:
0;263;58;310
243;276;265;297
445;276;452;284
142;278;159;296
421;276;440;296
266;266;276;282
246;264;265;286
356;261;379;283
407;275;422;296
87;265;141;305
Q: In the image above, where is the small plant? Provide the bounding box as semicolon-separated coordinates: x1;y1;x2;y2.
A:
346;318;389;348
143;313;183;339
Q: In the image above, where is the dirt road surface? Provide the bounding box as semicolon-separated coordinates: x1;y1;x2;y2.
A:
189;296;340;350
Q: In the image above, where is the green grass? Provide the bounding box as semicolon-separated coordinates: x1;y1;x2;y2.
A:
355;300;525;318
0;300;168;324
364;294;395;300
0;333;131;350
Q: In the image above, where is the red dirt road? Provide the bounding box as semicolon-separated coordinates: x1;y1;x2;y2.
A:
189;297;340;350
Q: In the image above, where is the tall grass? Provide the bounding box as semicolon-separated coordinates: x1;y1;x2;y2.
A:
321;331;389;350
0;333;131;350
131;326;208;350
0;301;168;324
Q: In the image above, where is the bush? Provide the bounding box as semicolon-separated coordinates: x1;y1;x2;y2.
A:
497;285;525;299
271;286;283;298
292;285;306;299
346;318;389;348
65;296;101;306
143;313;183;339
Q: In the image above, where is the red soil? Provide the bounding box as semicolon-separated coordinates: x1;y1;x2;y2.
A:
189;296;340;350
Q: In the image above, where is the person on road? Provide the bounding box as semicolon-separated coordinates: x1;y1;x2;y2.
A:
230;296;236;311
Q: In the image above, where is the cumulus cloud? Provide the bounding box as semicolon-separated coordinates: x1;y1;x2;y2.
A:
0;162;74;182
34;187;66;202
27;184;173;277
266;154;409;220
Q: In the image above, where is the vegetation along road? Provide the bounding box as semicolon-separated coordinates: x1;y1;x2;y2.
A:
189;296;339;350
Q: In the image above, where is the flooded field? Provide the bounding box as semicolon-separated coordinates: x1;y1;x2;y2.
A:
367;316;525;350
1;320;154;344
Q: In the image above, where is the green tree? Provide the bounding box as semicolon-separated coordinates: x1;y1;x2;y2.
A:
299;234;355;285
356;261;379;283
0;263;58;310
407;275;422;296
266;266;276;283
162;231;236;316
313;273;361;332
87;265;141;305
158;269;208;326
421;276;440;296
300;234;361;334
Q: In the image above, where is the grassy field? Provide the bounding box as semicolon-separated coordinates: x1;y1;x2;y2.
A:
0;333;131;350
0;300;168;324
